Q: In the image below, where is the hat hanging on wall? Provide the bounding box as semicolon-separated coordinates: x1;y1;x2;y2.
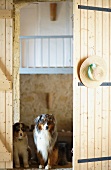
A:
80;56;107;88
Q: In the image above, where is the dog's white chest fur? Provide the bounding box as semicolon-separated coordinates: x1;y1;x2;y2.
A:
34;128;54;161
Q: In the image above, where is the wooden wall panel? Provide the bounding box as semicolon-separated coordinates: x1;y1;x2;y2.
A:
87;0;95;169
74;0;111;170
73;0;81;169
102;1;109;169
109;1;111;169
0;0;13;168
0;0;6;168
95;0;102;169
6;0;13;168
80;1;88;170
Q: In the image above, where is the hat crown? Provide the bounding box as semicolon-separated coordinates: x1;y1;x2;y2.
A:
80;56;107;88
88;64;104;81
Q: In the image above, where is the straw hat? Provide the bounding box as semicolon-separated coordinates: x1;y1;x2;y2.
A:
80;56;107;88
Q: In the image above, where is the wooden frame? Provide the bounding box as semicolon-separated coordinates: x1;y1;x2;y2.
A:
0;69;12;90
0;0;13;168
0;9;13;18
0;140;11;161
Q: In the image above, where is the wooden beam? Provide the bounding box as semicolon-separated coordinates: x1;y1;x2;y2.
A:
50;3;57;21
0;10;13;19
47;93;53;109
0;153;11;161
0;140;9;153
14;0;66;3
0;69;12;90
0;140;11;161
0;81;12;91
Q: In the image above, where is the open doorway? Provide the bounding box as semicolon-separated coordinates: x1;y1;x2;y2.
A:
19;1;73;168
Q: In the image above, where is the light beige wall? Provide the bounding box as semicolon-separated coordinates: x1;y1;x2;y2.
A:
20;2;72;36
20;74;73;132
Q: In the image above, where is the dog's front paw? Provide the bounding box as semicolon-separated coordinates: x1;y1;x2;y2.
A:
39;165;44;169
24;163;29;168
15;164;20;168
45;165;51;169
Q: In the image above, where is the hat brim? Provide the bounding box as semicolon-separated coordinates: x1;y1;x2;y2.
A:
80;56;107;88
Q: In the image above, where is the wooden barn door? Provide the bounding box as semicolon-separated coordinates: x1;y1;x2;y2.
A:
0;0;13;168
74;0;111;170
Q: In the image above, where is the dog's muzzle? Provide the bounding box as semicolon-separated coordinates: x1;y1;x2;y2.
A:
20;133;23;136
46;125;48;130
43;123;49;130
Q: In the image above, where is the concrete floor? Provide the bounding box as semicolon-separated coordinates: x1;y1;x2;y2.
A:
11;162;72;170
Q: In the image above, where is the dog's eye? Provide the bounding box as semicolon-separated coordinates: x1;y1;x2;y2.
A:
48;121;53;125
41;119;45;123
21;127;25;131
16;128;20;132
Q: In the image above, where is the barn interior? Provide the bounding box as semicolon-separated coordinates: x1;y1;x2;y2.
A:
17;0;73;169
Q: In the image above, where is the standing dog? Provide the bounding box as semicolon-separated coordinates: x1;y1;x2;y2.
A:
13;122;31;168
33;114;58;169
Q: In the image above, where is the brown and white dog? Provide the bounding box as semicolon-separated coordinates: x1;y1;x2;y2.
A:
13;122;31;168
33;114;58;169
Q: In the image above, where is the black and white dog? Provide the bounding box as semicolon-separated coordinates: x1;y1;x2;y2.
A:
33;114;58;169
13;122;31;168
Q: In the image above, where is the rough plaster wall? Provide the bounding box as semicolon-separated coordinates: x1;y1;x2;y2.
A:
20;74;73;132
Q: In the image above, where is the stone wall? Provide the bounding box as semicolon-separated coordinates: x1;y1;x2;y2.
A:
20;74;73;131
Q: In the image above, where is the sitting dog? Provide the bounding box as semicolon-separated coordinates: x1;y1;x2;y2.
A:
13;122;31;168
33;113;58;169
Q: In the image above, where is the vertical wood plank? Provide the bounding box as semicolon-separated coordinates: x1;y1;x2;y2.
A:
109;1;111;169
80;87;87;170
6;0;13;168
87;0;95;169
0;0;13;168
6;92;12;168
0;92;6;168
73;0;81;169
87;89;95;170
0;0;6;168
102;0;109;170
94;1;103;170
80;0;88;169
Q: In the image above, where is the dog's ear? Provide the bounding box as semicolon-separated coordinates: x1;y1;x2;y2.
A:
34;116;40;125
21;122;27;127
21;123;29;131
49;114;56;121
34;114;45;124
13;123;16;132
13;122;19;132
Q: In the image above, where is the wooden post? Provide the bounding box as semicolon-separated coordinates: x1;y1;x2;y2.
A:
50;3;57;21
47;93;53;109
